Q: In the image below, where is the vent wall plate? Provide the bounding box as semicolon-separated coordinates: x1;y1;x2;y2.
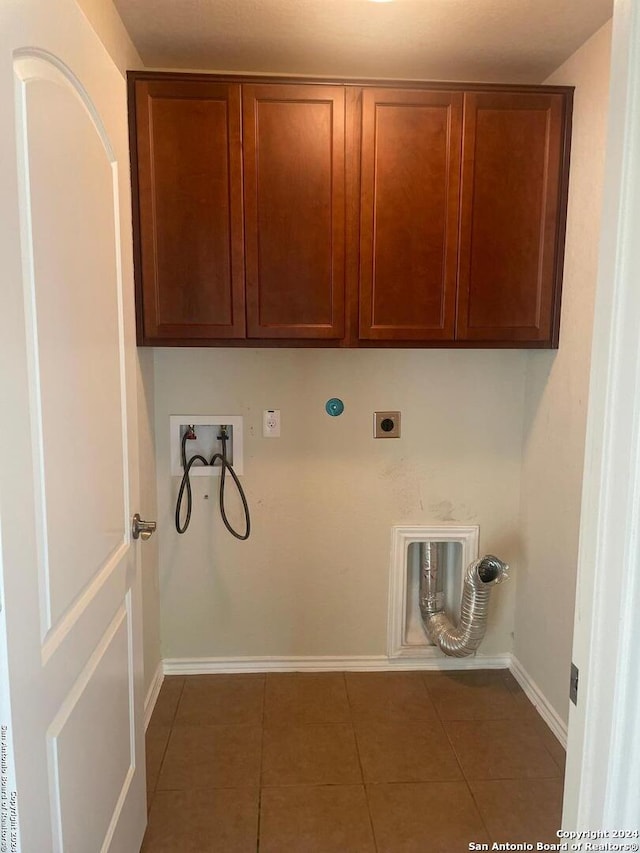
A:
387;524;479;659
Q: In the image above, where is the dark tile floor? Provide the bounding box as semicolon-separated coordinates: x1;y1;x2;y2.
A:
143;669;565;852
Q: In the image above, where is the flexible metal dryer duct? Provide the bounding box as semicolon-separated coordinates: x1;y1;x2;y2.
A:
419;542;509;657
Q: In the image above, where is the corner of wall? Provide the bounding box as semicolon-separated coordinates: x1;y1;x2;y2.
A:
73;0;143;75
514;18;612;725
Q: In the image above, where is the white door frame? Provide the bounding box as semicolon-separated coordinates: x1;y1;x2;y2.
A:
564;0;640;829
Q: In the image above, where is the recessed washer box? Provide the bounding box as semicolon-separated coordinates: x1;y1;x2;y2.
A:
170;415;244;477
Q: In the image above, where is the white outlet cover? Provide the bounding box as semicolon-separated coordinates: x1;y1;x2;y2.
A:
170;415;243;477
263;409;281;438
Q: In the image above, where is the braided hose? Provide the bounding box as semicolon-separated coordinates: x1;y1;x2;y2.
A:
420;549;509;658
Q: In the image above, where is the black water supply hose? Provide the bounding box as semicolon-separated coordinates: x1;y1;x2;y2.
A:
175;425;251;540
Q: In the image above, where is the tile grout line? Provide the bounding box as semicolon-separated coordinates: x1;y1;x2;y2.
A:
510;708;566;780
169;676;187;726
254;773;559;789
145;788;155;817
465;777;496;846
501;671;567;776
422;671;564;776
345;672;379;853
429;671;564;840
428;673;495;846
256;674;267;852
149;678;187;797
142;679;187;846
534;724;567;778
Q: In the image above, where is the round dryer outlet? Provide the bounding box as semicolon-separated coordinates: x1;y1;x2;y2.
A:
374;411;401;438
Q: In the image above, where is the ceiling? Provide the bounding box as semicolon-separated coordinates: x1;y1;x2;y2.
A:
114;0;612;83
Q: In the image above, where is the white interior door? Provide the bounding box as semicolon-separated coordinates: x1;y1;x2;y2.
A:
0;1;146;851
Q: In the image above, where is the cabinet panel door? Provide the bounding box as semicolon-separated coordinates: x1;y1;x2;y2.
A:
133;79;245;341
243;84;345;339
359;89;462;341
457;92;567;344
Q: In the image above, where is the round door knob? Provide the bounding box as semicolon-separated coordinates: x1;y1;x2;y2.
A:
132;513;157;541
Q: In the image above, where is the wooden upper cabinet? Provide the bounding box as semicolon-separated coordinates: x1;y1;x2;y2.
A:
242;84;346;339
132;78;245;342
129;73;572;349
456;92;568;345
358;89;463;341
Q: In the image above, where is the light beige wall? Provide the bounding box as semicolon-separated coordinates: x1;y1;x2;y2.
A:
515;21;612;722
154;348;526;661
74;0;142;74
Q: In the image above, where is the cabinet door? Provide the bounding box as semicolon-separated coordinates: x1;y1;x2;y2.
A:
132;79;245;341
457;92;568;344
243;84;345;339
358;89;462;341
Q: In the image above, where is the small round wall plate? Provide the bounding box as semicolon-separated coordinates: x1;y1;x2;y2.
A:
325;397;345;417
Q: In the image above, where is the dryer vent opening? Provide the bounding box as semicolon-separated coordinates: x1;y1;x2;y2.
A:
419;542;509;657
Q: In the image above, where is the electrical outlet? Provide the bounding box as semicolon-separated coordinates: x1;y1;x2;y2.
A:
263;409;281;438
374;411;401;438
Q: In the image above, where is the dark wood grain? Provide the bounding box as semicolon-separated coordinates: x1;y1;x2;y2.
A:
243;84;346;339
132;78;245;341
128;72;573;350
358;89;462;340
344;87;364;347
456;91;566;344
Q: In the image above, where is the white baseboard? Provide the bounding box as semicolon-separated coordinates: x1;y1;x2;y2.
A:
163;653;512;675
144;661;164;731
509;654;568;748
